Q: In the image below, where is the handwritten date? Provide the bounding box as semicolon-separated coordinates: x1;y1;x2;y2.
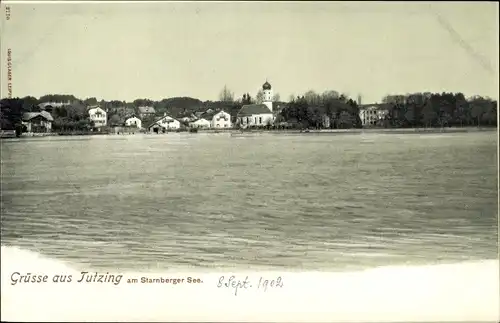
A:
217;275;283;296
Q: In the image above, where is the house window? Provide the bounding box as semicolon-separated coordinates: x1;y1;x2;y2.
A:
259;117;262;124
246;117;249;124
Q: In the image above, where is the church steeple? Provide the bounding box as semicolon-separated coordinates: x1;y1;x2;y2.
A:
262;78;273;112
262;79;272;90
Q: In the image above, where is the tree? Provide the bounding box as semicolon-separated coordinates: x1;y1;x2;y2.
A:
0;98;25;130
22;96;38;111
454;93;470;127
482;101;497;126
404;104;416;126
133;98;154;107
272;93;281;102
242;93;253;105
66;102;87;121
304;90;321;106
321;90;340;104
108;114;122;127
382;94;405;105
470;97;486;126
219;85;234;103
421;100;437;127
53;106;68;118
83;97;98;106
436;92;454;127
15;123;24;137
255;90;264;104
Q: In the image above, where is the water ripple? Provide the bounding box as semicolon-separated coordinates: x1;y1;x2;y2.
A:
1;132;497;271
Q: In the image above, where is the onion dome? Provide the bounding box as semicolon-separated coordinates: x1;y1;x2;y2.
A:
262;81;272;90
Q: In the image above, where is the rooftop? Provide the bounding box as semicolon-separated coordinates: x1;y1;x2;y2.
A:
38;101;72;109
237;104;272;117
138;106;156;114
359;103;391;110
22;111;54;122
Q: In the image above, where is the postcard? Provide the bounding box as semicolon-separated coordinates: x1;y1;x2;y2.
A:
1;1;499;322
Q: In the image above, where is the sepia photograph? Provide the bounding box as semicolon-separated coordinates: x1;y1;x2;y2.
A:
0;1;499;321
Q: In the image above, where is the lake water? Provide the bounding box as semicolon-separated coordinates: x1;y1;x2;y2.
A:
0;131;498;272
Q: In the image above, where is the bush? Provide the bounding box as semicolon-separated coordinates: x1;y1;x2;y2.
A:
14;123;24;137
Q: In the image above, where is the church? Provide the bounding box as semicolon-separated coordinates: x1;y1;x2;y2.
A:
237;80;275;128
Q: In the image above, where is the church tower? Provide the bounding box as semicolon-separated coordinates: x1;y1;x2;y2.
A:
262;80;273;112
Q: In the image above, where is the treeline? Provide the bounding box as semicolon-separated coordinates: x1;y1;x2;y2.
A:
382;92;497;128
0;98;95;132
274;91;497;129
279;92;362;129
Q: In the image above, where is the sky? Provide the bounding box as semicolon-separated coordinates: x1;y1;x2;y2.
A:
0;1;498;104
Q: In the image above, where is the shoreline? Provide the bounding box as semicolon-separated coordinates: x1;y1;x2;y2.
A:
0;126;496;139
267;127;498;134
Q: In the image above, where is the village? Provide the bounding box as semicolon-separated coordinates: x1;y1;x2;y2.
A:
5;80;387;137
1;79;497;138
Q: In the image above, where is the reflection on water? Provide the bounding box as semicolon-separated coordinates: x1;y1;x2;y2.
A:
0;132;498;271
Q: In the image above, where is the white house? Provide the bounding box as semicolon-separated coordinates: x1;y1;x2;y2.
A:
88;106;107;128
189;118;211;129
125;116;142;129
180;115;197;123
359;104;390;127
237;104;274;127
210;110;232;128
148;114;181;133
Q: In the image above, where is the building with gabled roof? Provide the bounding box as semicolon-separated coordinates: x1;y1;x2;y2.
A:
137;106;156;119
236;79;277;128
125;116;142;129
147;113;181;133
189;118;211;129
237;103;273;128
210;110;232;128
88;106;107;128
22;111;54;133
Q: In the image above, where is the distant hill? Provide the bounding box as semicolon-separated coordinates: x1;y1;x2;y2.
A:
204;101;241;117
154;97;205;117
